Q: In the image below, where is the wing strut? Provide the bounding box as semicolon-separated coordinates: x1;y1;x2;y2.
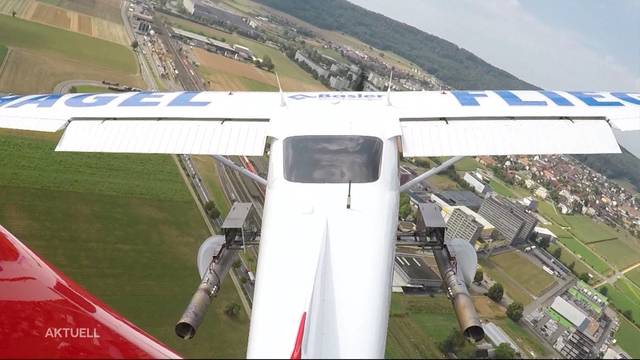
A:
399;156;464;192
212;155;267;186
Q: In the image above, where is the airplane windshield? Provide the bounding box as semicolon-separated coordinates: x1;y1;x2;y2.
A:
283;135;383;183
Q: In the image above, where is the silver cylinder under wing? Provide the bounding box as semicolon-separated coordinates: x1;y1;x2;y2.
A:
175;243;237;339
433;248;484;342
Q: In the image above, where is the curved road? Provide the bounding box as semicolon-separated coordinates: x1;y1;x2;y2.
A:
53;80;107;94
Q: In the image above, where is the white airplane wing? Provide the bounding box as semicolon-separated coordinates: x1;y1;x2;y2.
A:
390;90;640;157
0;90;638;157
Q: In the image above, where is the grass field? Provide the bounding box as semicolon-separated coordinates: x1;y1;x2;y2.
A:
0;43;6;64
191;155;231;217
600;280;640;326
565;215;618;243
590;240;640;271
0;128;249;357
0;14;137;73
479;257;534;305
489;179;515;198
536;200;569;227
491;250;557;296
627;267;640;288
36;0;123;24
385;294;457;358
453;157;481;171
617;316;640;358
556;236;612;275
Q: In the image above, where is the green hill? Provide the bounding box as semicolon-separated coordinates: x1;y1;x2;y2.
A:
254;0;537;90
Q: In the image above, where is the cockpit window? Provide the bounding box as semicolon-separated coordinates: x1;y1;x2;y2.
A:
283;135;383;183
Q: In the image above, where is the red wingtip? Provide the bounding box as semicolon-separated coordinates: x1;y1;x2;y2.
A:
290;312;307;360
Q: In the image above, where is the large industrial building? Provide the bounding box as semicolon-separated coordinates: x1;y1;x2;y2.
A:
478;194;538;244
183;0;253;32
431;191;483;212
443;206;495;245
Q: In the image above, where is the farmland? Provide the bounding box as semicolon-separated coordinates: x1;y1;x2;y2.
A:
36;0;123;24
627;267;640;288
0;15;142;92
0;43;6;64
0;15;136;73
616;317;640;359
0;0;128;45
479;257;534;305
0;128;249;358
159;13;325;90
565;215;618;243
490;250;557;296
556;236;612;275
599;281;640;326
385;294;458;359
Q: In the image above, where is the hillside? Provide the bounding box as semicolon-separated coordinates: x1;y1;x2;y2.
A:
574;150;640;192
253;0;537;90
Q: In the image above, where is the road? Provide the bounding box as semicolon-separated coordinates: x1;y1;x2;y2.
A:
119;3;253;316
53;80;106;94
595;260;640;287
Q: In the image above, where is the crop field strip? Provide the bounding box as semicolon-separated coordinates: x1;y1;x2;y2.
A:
0;15;142;92
0;0;128;45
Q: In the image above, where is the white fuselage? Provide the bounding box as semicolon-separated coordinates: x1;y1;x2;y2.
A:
247;107;401;358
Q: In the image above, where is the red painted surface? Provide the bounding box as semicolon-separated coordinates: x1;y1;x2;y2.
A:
290;312;307;360
0;225;181;359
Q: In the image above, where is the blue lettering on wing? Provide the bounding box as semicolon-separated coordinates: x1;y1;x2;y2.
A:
7;94;63;108
569;91;623;106
65;94;118;107
539;91;574;106
168;92;210;107
611;92;640;105
0;95;23;107
119;92;165;107
452;91;488;106
495;91;547;106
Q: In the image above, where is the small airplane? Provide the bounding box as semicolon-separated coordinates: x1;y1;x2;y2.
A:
0;90;638;358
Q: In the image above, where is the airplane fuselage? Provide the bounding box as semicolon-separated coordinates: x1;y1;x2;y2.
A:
247;108;401;358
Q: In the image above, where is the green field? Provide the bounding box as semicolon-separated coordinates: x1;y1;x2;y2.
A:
385;294;457;358
494;318;549;358
547;242;599;282
565;215;618;243
617;316;640;358
627;267;640;288
491;251;557;296
590;240;640;271
557;236;612;275
0;15;137;73
600;280;640;326
0;129;249;357
0;43;6;64
192;155;231;217
489;178;515;197
479;257;534;305
454;157;481;171
536;200;569;227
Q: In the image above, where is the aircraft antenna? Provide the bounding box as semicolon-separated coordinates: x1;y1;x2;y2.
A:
386;71;393;106
346;180;352;209
276;72;286;107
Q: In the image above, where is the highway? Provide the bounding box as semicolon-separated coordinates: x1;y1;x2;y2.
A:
120;2;256;316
